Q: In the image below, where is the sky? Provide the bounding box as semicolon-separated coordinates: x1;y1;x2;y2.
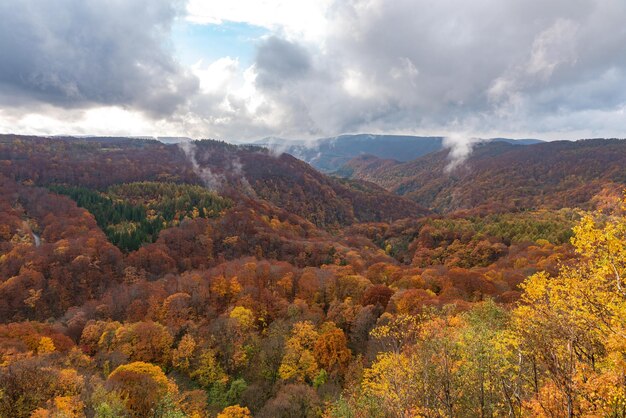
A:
0;0;625;142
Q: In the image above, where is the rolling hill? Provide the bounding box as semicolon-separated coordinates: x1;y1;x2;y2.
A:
0;135;429;227
340;138;626;213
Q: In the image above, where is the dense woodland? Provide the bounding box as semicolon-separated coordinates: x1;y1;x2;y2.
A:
49;183;232;252
1;135;626;417
341;139;626;214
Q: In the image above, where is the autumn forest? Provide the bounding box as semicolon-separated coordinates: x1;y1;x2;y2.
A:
1;135;626;418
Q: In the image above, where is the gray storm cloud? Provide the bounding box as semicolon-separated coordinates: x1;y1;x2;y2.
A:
255;37;312;90
247;0;626;139
0;0;198;117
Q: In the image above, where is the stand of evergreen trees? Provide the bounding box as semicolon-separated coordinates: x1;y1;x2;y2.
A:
49;182;231;252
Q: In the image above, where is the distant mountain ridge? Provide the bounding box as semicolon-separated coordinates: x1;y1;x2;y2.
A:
256;134;542;172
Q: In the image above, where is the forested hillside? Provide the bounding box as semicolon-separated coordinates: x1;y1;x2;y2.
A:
342;139;626;214
48;182;232;251
1;136;625;417
0;135;428;227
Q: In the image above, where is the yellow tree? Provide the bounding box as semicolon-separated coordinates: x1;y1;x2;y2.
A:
362;351;420;418
363;310;464;417
106;361;174;417
369;313;419;354
217;405;253;418
31;396;84;418
229;306;255;331
513;210;626;417
37;336;55;355
279;321;320;383
227;306;256;370
191;348;229;388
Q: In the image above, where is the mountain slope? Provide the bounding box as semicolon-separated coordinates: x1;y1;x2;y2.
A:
342;138;626;213
0;135;429;227
182;140;431;226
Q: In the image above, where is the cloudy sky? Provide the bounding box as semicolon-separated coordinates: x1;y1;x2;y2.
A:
0;0;625;141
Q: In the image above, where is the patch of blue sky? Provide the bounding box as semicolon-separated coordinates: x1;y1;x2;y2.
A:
172;20;268;67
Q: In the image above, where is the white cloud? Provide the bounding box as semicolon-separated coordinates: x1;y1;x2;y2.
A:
443;132;482;172
527;19;579;79
342;69;381;99
192;57;240;94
